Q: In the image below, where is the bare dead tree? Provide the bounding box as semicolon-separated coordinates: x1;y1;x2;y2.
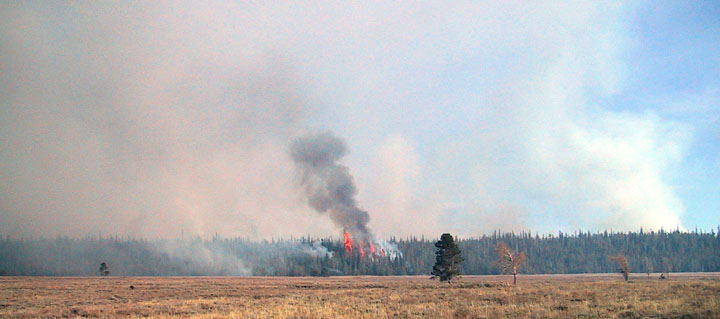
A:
495;242;526;285
609;254;630;281
662;257;672;279
642;257;653;280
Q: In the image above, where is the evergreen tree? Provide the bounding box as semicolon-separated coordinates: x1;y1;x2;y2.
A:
99;262;110;276
1;228;719;276
431;233;464;282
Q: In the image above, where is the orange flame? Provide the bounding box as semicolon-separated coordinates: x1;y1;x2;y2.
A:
369;243;376;255
381;249;386;257
359;242;365;257
343;231;353;254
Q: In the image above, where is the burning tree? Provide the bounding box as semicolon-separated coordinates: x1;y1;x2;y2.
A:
431;233;463;283
343;230;387;259
344;231;353;254
98;262;110;276
495;242;526;285
609;254;630;281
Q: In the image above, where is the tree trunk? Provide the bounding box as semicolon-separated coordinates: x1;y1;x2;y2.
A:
513;272;517;285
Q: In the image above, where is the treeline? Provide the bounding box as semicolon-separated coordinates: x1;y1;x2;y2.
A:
1;228;718;276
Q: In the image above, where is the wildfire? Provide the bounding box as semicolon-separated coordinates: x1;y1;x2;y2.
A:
343;231;392;259
343;231;353;254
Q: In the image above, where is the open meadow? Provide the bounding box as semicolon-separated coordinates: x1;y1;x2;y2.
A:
1;273;719;318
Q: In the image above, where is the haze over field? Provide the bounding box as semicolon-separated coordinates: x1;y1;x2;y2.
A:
1;2;719;239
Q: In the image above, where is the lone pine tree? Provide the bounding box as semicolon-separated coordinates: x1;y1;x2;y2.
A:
99;262;110;276
431;233;464;282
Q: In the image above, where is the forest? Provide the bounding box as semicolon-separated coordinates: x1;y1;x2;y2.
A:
1;228;718;276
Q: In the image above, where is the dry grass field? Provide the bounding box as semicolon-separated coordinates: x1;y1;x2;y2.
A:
1;273;719;318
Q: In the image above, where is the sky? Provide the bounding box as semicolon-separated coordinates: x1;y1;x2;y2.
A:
1;1;718;239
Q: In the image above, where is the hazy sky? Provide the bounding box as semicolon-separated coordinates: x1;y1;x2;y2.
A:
1;2;718;239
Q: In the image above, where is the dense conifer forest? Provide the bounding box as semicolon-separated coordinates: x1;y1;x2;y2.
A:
1;228;718;276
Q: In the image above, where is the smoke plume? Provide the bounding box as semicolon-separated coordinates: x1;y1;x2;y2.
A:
290;132;372;240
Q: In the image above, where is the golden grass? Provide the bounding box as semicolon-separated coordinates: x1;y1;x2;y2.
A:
1;273;719;318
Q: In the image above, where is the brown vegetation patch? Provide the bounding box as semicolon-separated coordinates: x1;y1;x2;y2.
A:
0;274;718;318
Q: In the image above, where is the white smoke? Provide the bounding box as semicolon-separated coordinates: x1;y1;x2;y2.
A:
301;240;334;258
0;1;701;240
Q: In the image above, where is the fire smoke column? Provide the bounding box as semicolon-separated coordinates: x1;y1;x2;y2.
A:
290;131;373;241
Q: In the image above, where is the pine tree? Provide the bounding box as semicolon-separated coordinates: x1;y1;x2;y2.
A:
99;262;110;276
431;233;464;282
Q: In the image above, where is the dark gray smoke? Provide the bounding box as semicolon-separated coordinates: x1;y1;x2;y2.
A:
290;132;372;239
